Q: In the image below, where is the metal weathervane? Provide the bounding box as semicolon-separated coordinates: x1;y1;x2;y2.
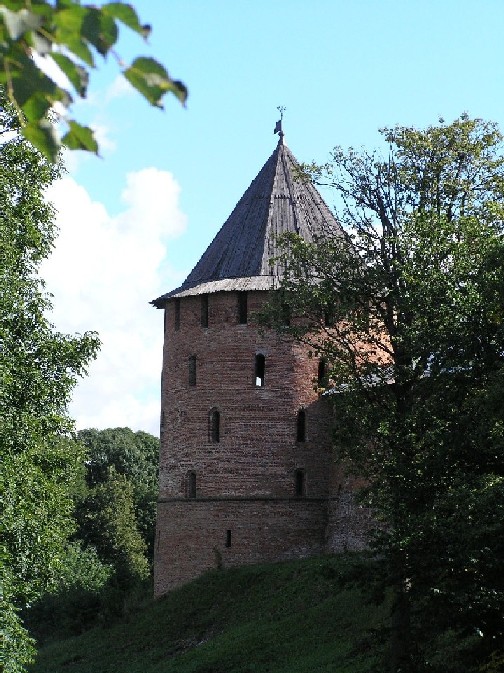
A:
274;105;286;141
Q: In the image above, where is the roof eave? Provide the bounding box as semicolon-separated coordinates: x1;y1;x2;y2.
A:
151;274;279;307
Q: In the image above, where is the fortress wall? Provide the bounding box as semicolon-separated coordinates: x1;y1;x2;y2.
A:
154;290;369;596
154;498;328;596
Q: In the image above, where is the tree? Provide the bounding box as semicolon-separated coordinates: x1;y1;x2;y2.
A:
74;470;150;589
77;427;159;561
24;428;158;642
0;106;99;672
266;116;504;672
0;1;188;161
23;541;113;641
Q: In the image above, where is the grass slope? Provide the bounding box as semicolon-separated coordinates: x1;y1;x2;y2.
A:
31;555;387;673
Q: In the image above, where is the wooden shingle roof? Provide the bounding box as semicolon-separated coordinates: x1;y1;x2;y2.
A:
152;137;343;307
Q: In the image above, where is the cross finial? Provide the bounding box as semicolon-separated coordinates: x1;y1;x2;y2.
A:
274;105;286;143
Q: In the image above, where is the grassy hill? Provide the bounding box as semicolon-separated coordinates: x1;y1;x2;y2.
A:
30;555;388;673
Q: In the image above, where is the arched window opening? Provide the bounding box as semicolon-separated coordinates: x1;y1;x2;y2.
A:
174;298;181;331
188;355;197;386
281;301;291;327
295;469;305;497
201;294;209;328
255;353;265;387
324;308;335;327
209;409;220;443
296;409;306;442
318;358;327;388
187;471;196;498
237;291;248;324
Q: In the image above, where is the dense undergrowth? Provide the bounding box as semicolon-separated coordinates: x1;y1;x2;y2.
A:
30;554;387;673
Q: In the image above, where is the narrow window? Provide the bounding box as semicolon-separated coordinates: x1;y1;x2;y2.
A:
174;298;181;331
281;301;291;326
255;353;265;387
324;309;334;327
201;294;209;328
318;358;327;388
187;471;196;498
296;409;306;442
209;409;220;443
188;355;197;386
225;529;232;548
295;469;305;497
237;291;248;324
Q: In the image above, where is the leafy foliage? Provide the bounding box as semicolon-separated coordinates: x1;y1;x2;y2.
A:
23;542;113;641
74;470;150;588
25;428;158;644
0;103;100;671
77;427;159;562
0;1;188;161
264;116;504;672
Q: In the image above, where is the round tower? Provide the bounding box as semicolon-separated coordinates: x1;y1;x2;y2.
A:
152;134;362;596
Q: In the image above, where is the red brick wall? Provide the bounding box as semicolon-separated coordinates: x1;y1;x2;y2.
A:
154;289;368;597
155;499;329;594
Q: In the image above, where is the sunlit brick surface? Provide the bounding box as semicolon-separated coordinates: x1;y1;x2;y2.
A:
154;291;369;596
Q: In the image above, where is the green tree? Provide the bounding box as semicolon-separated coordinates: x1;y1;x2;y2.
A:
0;1;187;161
0;106;99;671
25;429;158;641
75;470;150;588
266;116;504;672
23;541;113;641
77;427;158;561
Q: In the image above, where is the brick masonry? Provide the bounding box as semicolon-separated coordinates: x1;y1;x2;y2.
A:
154;289;370;597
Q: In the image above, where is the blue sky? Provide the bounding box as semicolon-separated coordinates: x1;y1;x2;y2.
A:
41;0;504;435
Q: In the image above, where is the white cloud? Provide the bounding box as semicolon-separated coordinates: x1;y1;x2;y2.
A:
42;169;187;436
91;123;117;154
105;74;135;102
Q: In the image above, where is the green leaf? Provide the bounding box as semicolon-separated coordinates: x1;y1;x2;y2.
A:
6;48;72;122
50;52;89;97
102;2;150;38
123;56;187;107
0;7;42;40
58;33;95;68
81;7;118;57
52;6;95;67
22;119;59;162
62;120;98;154
52;5;86;35
170;79;189;106
0;1;29;10
21;92;52;123
7;48;69;110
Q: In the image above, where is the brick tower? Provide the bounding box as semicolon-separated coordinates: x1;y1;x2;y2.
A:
152;130;366;596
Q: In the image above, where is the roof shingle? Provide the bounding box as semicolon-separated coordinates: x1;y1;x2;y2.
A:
152;138;343;306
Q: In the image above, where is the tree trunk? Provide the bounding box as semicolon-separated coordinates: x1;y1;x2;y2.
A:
390;581;413;673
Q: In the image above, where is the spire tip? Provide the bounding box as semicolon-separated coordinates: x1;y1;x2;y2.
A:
274;105;286;144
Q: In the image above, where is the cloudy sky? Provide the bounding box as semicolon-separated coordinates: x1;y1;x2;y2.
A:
40;0;504;436
41;169;186;433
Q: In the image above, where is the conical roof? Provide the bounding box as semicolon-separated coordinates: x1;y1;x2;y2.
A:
152;137;344;306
